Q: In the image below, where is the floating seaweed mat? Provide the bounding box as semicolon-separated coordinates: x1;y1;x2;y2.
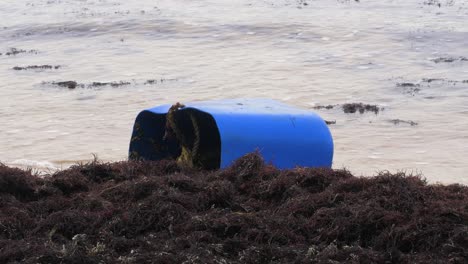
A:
129;99;334;170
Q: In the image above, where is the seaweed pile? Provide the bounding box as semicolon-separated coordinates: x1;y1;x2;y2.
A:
312;103;382;114
1;153;467;263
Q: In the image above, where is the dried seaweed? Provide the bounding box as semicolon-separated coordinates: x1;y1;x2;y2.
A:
0;154;467;263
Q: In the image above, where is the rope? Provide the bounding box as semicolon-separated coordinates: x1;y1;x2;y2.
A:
189;112;201;165
164;103;202;168
164;102;185;142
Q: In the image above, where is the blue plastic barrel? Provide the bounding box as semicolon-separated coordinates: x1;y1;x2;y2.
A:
129;99;333;169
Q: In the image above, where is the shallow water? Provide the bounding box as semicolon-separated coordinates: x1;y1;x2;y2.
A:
1;0;467;184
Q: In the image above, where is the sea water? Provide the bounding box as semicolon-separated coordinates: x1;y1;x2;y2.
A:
1;0;467;184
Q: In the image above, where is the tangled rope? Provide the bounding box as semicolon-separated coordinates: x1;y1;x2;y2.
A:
164;103;202;167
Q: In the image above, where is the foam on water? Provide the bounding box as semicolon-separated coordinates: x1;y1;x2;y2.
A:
6;159;59;173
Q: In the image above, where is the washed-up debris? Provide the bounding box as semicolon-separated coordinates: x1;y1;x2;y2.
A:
342;103;382;114
421;78;445;83
50;81;81;89
144;78;178;85
395;82;421;96
1;153;466;263
395;78;468;97
389;119;418;126
44;79;178;89
3;48;38;56
431;56;468;63
313;103;382;114
403;87;420;95
47;81;130;89
90;81;131;87
423;0;442;6
396;82;420;88
421;78;468;84
312;104;336;110
422;0;459;7
12;65;61;70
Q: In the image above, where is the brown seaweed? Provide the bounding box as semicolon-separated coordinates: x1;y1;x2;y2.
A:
0;154;467;263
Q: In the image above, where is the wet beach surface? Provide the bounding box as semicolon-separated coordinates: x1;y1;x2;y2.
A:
1;0;468;184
